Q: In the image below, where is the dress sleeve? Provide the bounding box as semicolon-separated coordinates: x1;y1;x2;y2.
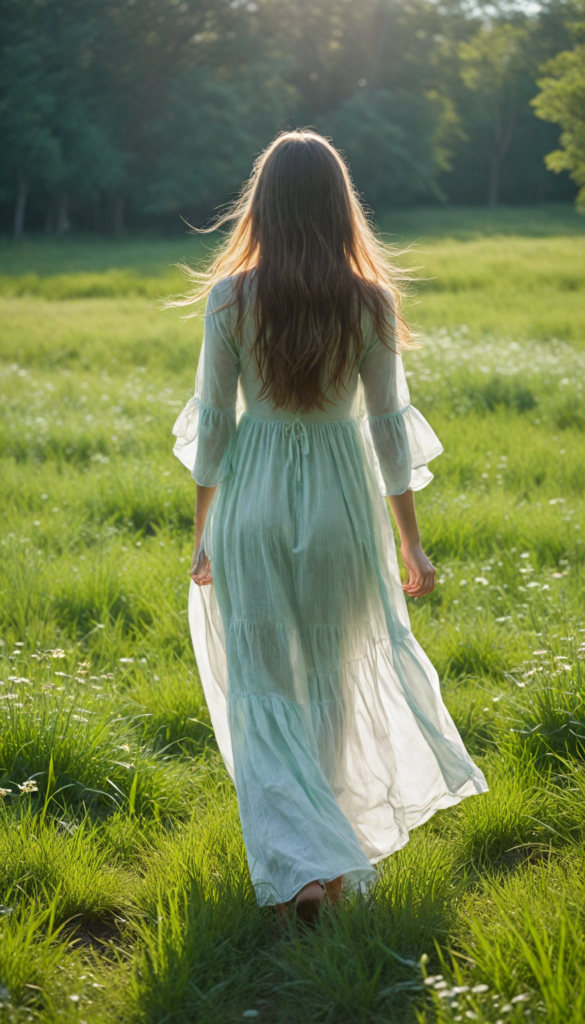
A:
172;284;240;486
359;321;443;496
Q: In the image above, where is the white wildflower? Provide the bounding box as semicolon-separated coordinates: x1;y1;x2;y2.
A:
18;780;38;794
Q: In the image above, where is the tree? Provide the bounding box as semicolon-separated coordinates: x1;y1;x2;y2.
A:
0;39;62;236
138;63;292;224
459;21;533;207
532;11;585;211
49;95;122;234
325;89;450;207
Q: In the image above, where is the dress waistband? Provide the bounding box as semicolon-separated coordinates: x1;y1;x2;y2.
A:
239;412;359;481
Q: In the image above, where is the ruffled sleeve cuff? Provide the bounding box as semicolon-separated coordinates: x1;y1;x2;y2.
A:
172;397;237;487
367;404;443;496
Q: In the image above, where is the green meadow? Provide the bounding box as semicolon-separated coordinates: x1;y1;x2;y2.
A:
1;204;585;1024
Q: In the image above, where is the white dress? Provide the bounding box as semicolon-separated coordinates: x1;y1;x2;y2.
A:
173;276;488;905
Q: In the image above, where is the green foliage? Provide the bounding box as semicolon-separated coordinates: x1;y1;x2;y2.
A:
459;21;536;206
0;0;580;233
326;90;444;205
1;216;585;1021
533;40;585;211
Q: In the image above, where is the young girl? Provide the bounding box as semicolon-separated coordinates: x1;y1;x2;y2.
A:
172;130;487;922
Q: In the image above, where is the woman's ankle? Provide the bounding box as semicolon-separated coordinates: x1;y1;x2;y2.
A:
294;880;325;922
325;875;343;903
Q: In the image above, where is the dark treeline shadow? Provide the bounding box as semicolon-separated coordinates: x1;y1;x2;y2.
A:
0;0;579;238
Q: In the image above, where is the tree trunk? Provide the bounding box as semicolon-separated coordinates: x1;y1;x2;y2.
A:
488;109;517;208
112;191;125;236
13;175;28;237
44;202;55;234
56;191;71;235
488;156;500;208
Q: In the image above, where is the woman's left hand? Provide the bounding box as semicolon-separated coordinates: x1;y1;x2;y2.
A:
191;534;213;586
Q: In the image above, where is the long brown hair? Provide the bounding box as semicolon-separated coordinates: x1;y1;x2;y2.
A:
171;130;416;413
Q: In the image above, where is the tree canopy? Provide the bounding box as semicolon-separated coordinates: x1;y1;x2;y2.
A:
532;3;585;211
0;0;580;235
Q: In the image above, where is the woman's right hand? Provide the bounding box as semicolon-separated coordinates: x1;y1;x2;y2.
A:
400;541;435;598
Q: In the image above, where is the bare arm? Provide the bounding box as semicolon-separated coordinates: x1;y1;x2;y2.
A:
387;490;435;598
190;483;216;586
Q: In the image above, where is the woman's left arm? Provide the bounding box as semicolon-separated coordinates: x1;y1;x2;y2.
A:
191;483;216;585
183;287;240;588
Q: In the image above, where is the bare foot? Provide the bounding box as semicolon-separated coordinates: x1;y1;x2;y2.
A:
294;881;325;924
325;875;343;904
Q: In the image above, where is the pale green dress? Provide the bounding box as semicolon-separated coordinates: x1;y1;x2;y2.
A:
173;275;487;906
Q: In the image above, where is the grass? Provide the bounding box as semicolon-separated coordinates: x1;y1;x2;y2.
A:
0;204;584;1023
1;204;584;347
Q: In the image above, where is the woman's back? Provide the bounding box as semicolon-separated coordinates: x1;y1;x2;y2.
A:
201;273;412;429
208;274;362;424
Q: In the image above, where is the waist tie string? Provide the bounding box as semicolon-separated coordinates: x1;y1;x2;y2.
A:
285;419;310;481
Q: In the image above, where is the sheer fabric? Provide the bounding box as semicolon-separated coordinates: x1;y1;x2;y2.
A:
173;275;487;905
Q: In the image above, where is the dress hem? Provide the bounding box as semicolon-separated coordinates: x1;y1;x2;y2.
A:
256;863;376;907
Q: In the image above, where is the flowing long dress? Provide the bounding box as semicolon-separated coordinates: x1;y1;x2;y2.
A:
173;275;488;905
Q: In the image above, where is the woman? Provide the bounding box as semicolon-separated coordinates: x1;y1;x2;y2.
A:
172;130;487;921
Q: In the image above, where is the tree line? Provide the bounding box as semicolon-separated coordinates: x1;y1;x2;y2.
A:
0;0;584;236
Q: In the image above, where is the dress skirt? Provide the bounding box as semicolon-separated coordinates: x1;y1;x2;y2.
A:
181;409;488;905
